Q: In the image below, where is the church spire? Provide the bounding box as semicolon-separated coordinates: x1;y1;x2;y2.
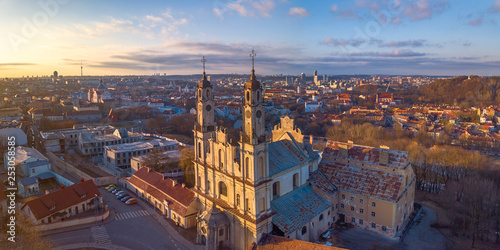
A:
202;55;207;81
198;56;211;88
250;49;256;80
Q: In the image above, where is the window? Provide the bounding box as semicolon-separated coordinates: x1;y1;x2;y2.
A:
372;202;376;207
198;142;201;158
371;212;375;217
371;223;376;228
351;217;355;223
207;181;210;192
236;194;240;207
257;91;260;102
319;214;324;221
350;197;354;201
382;226;387;232
359;219;363;225
259;198;265;213
219;149;223;169
246;199;250;212
246;91;250;102
301;226;307;235
351;206;354;211
360;209;364;214
340;204;344;208
328;211;330;216
341;194;345;199
293;173;299;188
32;168;35;173
245;157;250;179
360;199;363;204
219;228;224;237
258;157;264;179
219;182;227;197
272;182;280;198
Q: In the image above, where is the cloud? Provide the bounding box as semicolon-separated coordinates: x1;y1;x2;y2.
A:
493;0;500;12
403;0;449;21
145;15;164;23
468;18;483;26
288;7;310;17
228;3;248;16
213;0;277;18
348;49;427;57
379;40;427;48
0;63;36;70
332;0;449;23
320;37;382;47
252;0;276;17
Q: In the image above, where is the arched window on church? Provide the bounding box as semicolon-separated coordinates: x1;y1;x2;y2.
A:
206;89;210;99
257;91;260;102
236;194;240;207
198;89;202;98
219;182;227;197
245;157;250;179
302;226;307;235
258;156;264;179
246;91;250;103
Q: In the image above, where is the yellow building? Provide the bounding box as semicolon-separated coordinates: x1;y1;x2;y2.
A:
317;141;415;237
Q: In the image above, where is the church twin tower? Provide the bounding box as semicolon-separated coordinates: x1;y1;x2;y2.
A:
194;51;274;250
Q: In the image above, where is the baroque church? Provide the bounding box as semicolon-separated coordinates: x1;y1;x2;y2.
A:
189;53;415;249
193;54;332;249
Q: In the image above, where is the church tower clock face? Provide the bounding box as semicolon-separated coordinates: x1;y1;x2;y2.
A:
206;105;212;111
246;110;252;118
256;110;262;118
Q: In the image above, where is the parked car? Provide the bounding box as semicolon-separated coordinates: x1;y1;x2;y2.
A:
108;187;117;192
115;191;125;196
121;196;131;202
105;184;116;190
117;193;127;199
125;198;137;205
112;188;121;194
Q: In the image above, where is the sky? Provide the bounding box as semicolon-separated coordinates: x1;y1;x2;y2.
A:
1;0;500;77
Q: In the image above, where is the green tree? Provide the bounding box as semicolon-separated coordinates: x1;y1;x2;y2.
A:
179;147;195;187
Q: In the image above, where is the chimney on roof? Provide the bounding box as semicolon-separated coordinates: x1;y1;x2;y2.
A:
347;140;354;144
45;190;50;195
182;183;186;188
172;180;177;187
310;135;313;145
339;143;349;159
379;149;389;166
380;145;390;149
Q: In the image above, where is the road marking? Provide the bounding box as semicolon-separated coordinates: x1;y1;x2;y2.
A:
115;209;150;221
91;226;111;245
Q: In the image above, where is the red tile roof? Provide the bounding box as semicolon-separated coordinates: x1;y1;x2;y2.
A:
25;180;100;220
323;141;409;170
128;167;195;216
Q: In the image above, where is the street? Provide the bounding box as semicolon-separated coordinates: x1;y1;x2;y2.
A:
45;187;190;250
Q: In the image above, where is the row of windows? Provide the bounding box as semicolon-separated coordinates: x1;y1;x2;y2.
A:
341;194;376;207
351;218;387;231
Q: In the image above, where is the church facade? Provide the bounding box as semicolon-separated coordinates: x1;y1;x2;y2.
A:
192;55;415;249
193;56;331;250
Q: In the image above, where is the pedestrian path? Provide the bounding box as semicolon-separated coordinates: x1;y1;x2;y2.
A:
91;225;111;245
115;209;150;221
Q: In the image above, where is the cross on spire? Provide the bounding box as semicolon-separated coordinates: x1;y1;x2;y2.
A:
201;56;207;74
250;49;256;72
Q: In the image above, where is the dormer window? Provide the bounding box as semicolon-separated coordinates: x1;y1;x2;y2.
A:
49;206;56;211
81;194;86;198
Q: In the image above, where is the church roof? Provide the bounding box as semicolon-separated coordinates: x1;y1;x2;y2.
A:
271;185;331;234
268;139;308;176
198;72;211;88
245;70;261;90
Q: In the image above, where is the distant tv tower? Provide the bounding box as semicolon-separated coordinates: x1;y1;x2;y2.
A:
80;60;83;77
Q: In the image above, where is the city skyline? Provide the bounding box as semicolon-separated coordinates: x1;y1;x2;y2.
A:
1;0;500;77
